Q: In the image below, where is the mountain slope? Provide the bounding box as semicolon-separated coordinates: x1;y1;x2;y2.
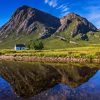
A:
0;5;60;40
56;13;97;40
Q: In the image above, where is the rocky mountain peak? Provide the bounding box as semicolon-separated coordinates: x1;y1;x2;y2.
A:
57;13;97;37
0;5;61;39
60;13;79;24
18;5;31;9
12;5;37;18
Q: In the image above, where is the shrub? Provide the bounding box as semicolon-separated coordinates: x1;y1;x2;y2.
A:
27;40;44;50
33;40;44;50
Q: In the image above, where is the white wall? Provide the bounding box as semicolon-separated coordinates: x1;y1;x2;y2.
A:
14;47;26;50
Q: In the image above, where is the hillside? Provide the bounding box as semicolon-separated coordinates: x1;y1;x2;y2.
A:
0;5;100;49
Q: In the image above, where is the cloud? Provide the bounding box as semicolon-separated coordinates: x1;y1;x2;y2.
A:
86;6;100;28
88;13;100;28
44;0;58;8
88;12;100;21
49;0;57;7
62;7;69;12
44;0;48;3
44;0;69;17
56;5;64;9
56;4;69;17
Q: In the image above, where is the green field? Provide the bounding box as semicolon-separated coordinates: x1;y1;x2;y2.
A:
0;46;100;59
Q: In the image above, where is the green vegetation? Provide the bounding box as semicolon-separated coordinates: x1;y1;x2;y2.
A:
28;40;44;50
0;30;100;50
42;31;100;49
0;32;39;49
0;46;100;59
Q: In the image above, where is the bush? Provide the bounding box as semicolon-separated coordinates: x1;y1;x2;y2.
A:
33;41;44;50
27;40;44;50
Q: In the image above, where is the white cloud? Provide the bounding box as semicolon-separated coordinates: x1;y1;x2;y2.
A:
62;7;69;12
86;6;100;28
56;4;69;17
88;13;100;28
44;0;48;3
44;0;58;8
44;0;69;17
56;5;64;9
49;0;57;7
57;4;68;10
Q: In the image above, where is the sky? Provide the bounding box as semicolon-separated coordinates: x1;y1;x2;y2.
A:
0;0;100;28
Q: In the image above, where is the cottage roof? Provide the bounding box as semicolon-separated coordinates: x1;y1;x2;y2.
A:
15;44;25;47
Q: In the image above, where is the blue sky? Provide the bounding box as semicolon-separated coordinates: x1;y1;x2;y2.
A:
0;0;100;28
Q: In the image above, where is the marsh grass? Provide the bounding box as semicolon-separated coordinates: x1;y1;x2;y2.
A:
0;46;100;59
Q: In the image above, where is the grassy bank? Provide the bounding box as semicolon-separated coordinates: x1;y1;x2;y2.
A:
0;46;100;59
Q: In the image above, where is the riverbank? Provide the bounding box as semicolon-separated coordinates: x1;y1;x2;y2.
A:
0;55;100;63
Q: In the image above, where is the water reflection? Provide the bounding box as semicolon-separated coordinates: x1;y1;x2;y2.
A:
32;70;100;100
0;61;99;100
0;76;20;100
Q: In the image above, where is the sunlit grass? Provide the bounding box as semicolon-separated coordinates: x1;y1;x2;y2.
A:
0;46;100;59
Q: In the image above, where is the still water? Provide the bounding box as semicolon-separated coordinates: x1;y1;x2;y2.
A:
0;61;99;100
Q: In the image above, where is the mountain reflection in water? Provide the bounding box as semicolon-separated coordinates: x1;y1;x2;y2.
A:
0;61;99;100
30;70;100;100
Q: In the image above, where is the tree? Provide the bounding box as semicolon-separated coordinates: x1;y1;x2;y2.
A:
27;40;44;50
33;40;44;50
27;40;34;49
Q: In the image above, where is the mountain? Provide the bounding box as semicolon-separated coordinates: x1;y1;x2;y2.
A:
0;5;60;39
0;5;99;49
56;13;97;40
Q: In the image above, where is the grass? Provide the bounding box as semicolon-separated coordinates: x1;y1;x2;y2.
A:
0;46;100;59
0;32;39;49
41;29;100;50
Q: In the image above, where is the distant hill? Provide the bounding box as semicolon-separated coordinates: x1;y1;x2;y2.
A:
0;5;99;49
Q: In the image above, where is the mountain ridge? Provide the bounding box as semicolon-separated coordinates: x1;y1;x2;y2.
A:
0;5;98;38
0;5;99;49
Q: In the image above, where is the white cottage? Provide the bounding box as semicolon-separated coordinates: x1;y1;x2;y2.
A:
14;44;26;50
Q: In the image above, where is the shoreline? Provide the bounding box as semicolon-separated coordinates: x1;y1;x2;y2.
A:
0;55;100;63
